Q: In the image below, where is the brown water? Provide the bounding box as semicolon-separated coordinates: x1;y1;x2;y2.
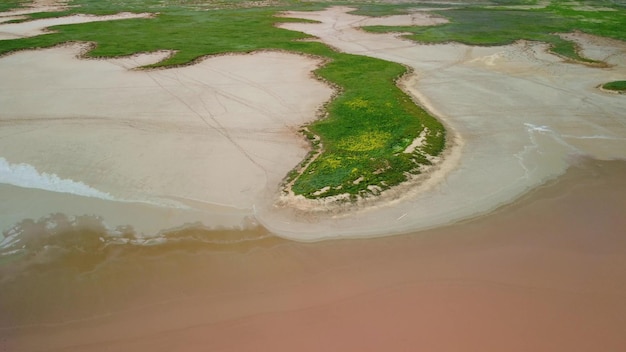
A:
1;158;626;351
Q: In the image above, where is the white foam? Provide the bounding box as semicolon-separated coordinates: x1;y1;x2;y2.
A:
0;157;115;200
562;134;626;140
524;123;553;133
0;228;21;249
0;158;194;211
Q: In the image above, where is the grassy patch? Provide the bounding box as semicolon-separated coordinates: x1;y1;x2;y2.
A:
602;80;626;93
0;0;444;200
290;53;444;198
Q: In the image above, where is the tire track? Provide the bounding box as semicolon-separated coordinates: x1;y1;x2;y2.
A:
143;69;270;181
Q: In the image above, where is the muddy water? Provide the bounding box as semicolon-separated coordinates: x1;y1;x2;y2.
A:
2;158;625;351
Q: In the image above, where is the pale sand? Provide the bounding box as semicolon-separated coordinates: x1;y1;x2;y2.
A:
354;11;448;27
1;6;626;242
0;43;333;235
0;13;154;40
2;159;625;351
0;0;69;17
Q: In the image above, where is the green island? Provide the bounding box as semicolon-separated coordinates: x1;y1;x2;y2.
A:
602;80;626;93
1;0;624;202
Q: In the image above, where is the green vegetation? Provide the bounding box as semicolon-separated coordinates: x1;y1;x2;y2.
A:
289;53;444;198
361;0;626;63
602;80;626;93
0;0;27;12
0;9;313;67
0;0;444;200
1;0;622;201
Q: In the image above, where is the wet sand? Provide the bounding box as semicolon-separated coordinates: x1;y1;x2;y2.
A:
1;158;625;351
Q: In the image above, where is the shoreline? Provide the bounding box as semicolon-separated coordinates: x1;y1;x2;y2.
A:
3;158;626;351
1;5;626;242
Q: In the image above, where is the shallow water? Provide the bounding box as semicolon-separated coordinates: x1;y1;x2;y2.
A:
2;158;626;351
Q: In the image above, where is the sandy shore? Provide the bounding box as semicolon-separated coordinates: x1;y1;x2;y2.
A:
1;5;625;242
2;158;625;351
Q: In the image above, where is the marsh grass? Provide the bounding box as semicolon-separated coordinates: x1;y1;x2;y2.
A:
0;0;28;12
289;53;444;198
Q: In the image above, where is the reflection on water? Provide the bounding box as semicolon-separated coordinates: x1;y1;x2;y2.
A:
1;214;282;283
0;217;286;337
